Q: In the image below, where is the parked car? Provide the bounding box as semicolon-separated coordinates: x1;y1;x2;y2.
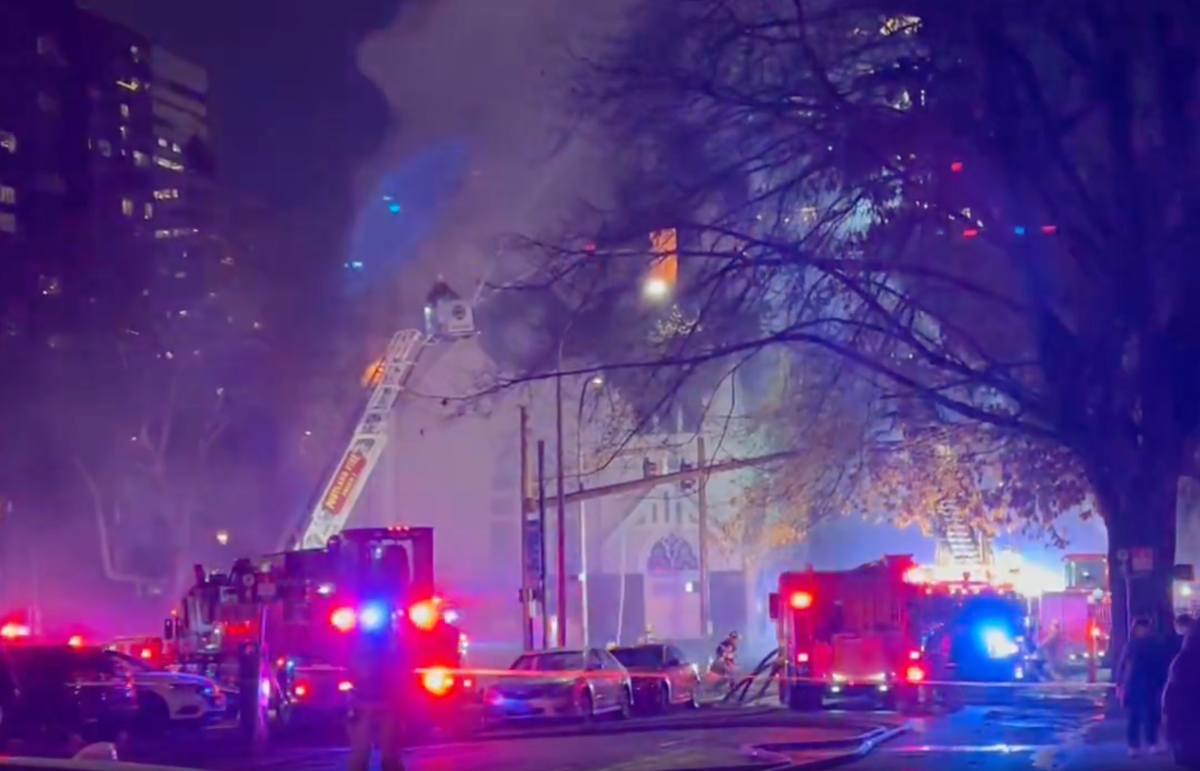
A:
102;651;225;731
610;643;701;712
483;648;632;722
0;644;139;747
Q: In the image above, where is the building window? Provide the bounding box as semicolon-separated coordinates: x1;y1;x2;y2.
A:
143;202;153;219
0;186;13;205
133;151;148;167
154;156;184;172
121;198;133;216
39;275;61;296
0;131;15;153
153;189;178;200
119;125;128;140
120;103;130;119
157;138;168;148
0;213;15;234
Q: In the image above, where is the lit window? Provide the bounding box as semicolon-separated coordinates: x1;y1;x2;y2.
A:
153;189;178;201
120;104;130;119
154;156;183;172
121;198;133;216
800;207;818;224
0;131;16;153
0;212;14;233
39;275;61;296
143;202;153;219
133;151;148;167
0;186;14;205
171;143;181;153
157;138;168;148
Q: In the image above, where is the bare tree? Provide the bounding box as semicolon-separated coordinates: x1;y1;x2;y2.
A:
548;0;1200;652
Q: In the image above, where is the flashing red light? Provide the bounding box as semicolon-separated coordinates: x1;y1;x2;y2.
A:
789;591;814;610
338;680;354;693
421;667;454;696
950;162;963;172
140;647;153;660
909;650;921;661
293;683;310;699
796;652;810;664
963;228;980;239
0;623;30;639
905;665;925;683
330;607;357;632
67;635;84;648
408;601;439;631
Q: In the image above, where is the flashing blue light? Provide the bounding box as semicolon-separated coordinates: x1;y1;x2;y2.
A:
388;203;401;214
981;626;1020;659
359;603;389;632
1014;226;1026;236
348;261;364;270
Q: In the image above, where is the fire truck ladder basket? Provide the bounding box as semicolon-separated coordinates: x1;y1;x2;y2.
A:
297;329;428;550
938;513;989;567
723;648;782;705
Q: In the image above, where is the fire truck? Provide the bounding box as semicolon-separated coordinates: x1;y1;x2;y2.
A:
1035;554;1110;667
165;527;476;735
769;555;1029;711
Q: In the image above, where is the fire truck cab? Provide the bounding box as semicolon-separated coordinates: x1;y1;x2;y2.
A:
770;556;927;711
166;526;475;734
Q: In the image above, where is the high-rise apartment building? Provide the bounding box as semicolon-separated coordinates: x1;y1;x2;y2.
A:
0;0;217;361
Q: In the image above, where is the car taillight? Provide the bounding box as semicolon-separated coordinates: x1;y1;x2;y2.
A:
421;667;453;696
789;591;813;610
330;607;357;632
905;666;925;683
409;601;439;631
293;682;310;699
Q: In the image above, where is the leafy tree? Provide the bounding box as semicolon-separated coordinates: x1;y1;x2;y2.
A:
551;0;1200;651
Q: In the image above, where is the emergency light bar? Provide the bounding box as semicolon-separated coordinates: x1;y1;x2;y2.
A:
789;591;814;610
329;599;444;633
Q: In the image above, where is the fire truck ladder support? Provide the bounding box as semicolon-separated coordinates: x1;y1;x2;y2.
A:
298;329;427;550
938;508;990;568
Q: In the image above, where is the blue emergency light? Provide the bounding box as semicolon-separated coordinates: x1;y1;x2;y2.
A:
358;602;389;632
981;626;1020;659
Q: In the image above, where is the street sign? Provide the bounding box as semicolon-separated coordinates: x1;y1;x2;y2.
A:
522;518;544;584
1131;547;1154;575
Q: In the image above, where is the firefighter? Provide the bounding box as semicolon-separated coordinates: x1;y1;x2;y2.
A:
347;543;414;771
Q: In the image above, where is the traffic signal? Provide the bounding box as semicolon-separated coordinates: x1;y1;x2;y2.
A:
679;460;695;492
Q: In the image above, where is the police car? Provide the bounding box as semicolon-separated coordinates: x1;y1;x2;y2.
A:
102;651;225;730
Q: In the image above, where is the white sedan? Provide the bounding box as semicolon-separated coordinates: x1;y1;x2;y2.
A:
104;652;226;730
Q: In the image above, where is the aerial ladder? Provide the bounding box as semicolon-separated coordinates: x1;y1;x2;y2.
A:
933;500;993;577
285;280;477;551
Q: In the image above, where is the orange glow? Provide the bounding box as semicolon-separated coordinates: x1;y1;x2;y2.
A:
789;591;814;610
0;623;30;639
362;357;385;388
421;667;454;696
905;666;925;683
330;607;357;632
408;601;439;631
67;635;84;648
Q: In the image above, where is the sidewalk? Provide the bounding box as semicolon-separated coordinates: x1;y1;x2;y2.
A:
1039;714;1180;771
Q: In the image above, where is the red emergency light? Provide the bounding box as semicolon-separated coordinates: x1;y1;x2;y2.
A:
0;622;30;640
67;635;84;648
905;665;925;683
140;647;154;660
421;667;454;696
330;607;358;632
408;600;439;631
789;591;814;610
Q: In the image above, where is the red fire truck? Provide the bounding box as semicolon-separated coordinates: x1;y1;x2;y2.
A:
769;555;1028;711
165;527;475;734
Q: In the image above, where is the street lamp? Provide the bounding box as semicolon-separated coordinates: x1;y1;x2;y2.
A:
642;276;671;301
215;530;229;546
576;374;605;646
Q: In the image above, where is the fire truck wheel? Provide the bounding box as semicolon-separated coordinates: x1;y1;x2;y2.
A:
787;685;823;712
657;683;671;713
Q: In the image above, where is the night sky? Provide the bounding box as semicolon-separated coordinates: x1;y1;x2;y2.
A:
84;0;399;253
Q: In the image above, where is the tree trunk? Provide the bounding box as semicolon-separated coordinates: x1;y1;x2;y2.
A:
1095;449;1179;673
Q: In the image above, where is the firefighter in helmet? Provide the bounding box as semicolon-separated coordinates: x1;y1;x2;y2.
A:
346;541;414;771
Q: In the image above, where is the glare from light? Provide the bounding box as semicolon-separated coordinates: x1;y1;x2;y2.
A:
317;583;335;597
642;277;670;300
0;623;30;639
359;603;388;631
982;627;1020;659
330;607;357;632
68;635;84;647
1180;584;1194;598
590;376;604;386
215;530;229;546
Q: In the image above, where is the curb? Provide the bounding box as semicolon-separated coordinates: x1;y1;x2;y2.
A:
740;722;909;770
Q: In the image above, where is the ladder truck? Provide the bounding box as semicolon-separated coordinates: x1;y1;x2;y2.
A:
285;279;478;552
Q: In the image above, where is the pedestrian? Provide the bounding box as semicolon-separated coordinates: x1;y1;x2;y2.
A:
1116;617;1170;757
1039;620;1064;680
1164;621;1200;769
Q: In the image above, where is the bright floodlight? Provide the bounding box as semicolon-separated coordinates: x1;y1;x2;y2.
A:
642;277;670;300
590;375;604;386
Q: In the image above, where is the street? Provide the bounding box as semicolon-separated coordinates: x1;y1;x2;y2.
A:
103;685;1116;771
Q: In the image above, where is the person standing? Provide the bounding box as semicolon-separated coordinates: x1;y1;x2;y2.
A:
1116;617;1170;757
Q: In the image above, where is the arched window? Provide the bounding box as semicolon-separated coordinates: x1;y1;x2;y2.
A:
646;533;699;573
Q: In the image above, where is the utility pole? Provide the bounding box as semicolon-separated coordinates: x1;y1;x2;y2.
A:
697;436;711;638
555;372;567;647
518;407;534;651
537;440;550;649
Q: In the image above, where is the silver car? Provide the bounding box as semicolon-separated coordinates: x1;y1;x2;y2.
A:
484;648;632;722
